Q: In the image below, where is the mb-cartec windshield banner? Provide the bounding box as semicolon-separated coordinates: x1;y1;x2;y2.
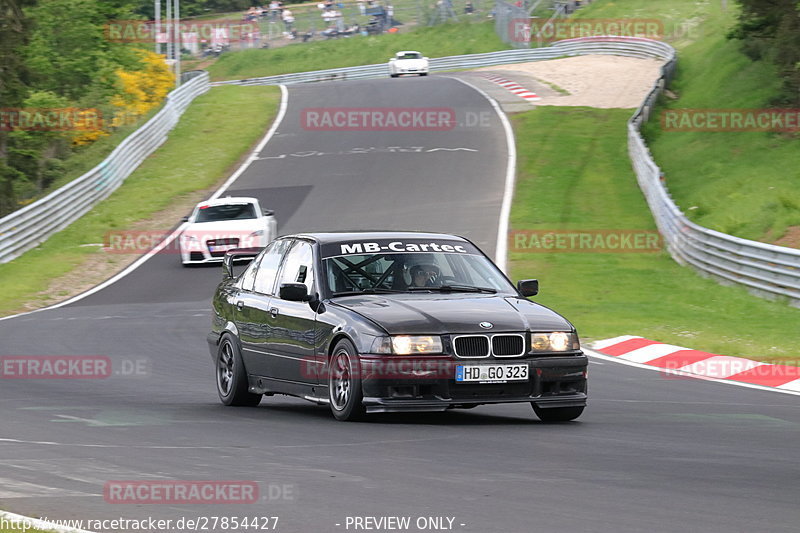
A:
321;239;481;258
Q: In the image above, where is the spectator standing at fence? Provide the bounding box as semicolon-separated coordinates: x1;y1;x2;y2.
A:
357;0;366;15
282;8;295;31
269;0;281;20
386;3;394;25
334;10;345;31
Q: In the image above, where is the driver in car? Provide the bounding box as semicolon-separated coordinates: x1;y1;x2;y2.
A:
409;264;440;288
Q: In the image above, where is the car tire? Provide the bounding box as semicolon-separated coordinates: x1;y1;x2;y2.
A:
532;404;584;423
216;335;262;407
390;74;399;78
420;72;428;76
328;339;366;421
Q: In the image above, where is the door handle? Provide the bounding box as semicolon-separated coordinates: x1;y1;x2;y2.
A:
236;301;244;311
270;307;279;319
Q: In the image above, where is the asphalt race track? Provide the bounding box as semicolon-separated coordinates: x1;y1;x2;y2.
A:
1;77;799;533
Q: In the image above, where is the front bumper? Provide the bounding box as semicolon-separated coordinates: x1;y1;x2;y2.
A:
359;354;587;413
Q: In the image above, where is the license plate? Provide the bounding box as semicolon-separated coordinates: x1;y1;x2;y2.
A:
208;244;237;253
455;364;528;384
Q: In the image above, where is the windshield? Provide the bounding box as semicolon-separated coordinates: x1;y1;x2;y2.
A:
194;203;257;223
324;252;515;296
398;52;422;60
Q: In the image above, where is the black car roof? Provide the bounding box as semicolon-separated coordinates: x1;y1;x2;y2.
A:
289;231;470;245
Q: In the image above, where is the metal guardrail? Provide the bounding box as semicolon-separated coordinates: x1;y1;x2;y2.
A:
211;36;675;87
0;71;209;264
216;35;800;305
5;37;797;305
628;48;800;306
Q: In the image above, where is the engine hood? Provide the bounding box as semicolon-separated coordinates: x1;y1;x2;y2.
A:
330;293;573;335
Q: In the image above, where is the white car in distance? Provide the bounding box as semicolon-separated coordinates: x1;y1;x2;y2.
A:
388;51;429;78
179;197;277;266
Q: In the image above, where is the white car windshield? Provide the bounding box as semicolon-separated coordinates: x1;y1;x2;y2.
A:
398;52;422;60
194;203;257;223
325;252;515;295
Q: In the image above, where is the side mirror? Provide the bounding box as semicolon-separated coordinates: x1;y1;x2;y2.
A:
517;279;539;297
222;247;263;279
262;208;274;217
181;215;190;222
279;282;311;302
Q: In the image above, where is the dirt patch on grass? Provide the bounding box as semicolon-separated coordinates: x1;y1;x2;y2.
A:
478;54;665;109
772;226;800;249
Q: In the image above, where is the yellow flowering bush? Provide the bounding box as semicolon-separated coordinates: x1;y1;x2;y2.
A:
110;50;176;128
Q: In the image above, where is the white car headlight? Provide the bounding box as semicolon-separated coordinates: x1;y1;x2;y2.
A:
370;335;443;355
530;332;580;353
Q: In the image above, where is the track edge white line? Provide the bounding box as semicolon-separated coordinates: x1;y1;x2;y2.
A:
447;76;517;273
0;85;290;323
584;347;800;397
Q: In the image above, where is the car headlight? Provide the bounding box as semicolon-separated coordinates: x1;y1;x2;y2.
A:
249;229;264;237
530;332;580;353
182;234;199;244
392;335;442;354
370;336;443;355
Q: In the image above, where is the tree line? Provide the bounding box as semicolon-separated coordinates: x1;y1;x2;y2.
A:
0;0;273;218
730;0;800;105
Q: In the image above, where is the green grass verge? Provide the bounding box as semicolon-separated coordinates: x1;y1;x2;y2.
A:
0;526;53;533
0;514;53;533
207;20;508;81
578;0;800;244
0;85;280;317
509;106;799;365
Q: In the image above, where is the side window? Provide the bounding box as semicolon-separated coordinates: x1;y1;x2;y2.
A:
238;250;264;292
253;239;292;295
277;241;315;295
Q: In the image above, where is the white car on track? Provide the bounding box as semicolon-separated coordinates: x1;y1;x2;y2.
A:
388;51;429;77
179;197;277;266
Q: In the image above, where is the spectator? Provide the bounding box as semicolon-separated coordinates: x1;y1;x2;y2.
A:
334;10;345;31
269;0;281;20
282;8;295;31
464;0;474;14
357;0;366;15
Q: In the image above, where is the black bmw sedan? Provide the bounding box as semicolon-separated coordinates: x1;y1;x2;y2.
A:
207;232;587;422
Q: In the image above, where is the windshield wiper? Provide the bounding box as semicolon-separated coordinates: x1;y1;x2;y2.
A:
407;285;497;294
331;288;406;297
